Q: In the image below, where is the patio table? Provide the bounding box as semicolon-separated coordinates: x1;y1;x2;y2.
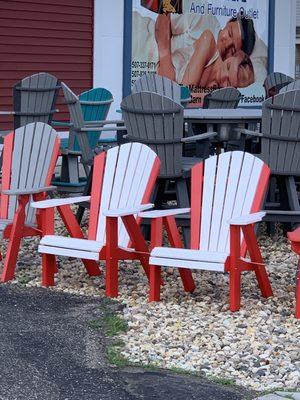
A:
184;108;262;142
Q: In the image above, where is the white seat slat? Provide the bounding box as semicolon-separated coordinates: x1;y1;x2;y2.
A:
40;235;103;252
151;247;228;263
149;256;224;272
38;245;100;261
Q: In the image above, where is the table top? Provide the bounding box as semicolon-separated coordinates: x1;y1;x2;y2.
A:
184;108;262;121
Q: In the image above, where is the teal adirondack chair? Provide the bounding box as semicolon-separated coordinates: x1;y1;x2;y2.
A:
59;87;114;151
52;87;114;192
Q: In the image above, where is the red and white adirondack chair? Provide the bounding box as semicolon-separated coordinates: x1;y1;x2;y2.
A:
287;229;300;319
31;143;195;296
0;122;60;282
139;151;274;311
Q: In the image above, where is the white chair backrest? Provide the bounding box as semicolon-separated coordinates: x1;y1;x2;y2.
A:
91;143;159;247
194;151;267;254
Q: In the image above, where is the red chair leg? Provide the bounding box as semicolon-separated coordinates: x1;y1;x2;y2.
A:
82;259;101;277
243;225;273;298
1;196;28;282
229;225;242;312
105;217;119;297
149;265;161;302
165;216;196;293
42;253;56;287
296;260;300;319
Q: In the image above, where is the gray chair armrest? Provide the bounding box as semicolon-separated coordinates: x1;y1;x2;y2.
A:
3;186;56;196
234;128;262;137
182;131;218;143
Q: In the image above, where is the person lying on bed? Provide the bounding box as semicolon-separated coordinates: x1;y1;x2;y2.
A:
155;13;255;88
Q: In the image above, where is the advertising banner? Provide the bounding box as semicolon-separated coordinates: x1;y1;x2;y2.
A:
132;0;270;106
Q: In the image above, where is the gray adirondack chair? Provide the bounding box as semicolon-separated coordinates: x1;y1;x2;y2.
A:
280;80;300;93
0;72;61;129
0;122;60;283
264;72;294;98
121;91;216;244
235;89;300;224
132;73;191;106
57;82;126;192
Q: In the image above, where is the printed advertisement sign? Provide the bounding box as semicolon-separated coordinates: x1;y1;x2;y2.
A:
132;0;270;106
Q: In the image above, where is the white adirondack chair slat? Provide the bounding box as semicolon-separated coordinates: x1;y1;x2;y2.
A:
40;235;103;252
38;245;101;261
149;256;224;272
199;155;217;252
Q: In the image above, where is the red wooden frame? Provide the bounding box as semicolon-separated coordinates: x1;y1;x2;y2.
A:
149;159;273;311
39;151;162;297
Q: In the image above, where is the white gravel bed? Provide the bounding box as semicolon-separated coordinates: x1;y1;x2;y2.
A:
1;211;299;392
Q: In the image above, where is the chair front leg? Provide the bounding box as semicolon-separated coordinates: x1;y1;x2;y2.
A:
229;225;242;312
105;216;119;297
2;195;29;282
149;217;163;302
242;224;273;298
40;207;57;286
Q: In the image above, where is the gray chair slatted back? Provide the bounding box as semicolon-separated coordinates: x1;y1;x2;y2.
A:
13;72;60;129
203;87;241;109
280;80;300;93
132;73;182;105
6;122;58;224
263;72;294;98
121;91;184;178
61;82;93;163
260;90;300;175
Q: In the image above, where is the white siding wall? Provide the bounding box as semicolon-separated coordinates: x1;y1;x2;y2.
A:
93;0;124;118
274;0;296;77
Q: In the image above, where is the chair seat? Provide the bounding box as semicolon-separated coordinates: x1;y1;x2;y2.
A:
150;247;228;272
39;235;103;260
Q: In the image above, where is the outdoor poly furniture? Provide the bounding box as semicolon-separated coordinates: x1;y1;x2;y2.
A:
279;79;300;93
287;228;300;319
121;91;217;244
187;87;242;153
235;89;300;224
0;72;60;130
139;151;273;311
132;72;191;106
52;86;114;192
0;122;60;282
263;72;294;98
31;143;195;296
184;108;262;149
52;82;125;193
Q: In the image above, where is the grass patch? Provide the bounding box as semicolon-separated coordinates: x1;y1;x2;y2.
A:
107;345;127;367
88;314;128;336
102;315;128;337
208;376;236;386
